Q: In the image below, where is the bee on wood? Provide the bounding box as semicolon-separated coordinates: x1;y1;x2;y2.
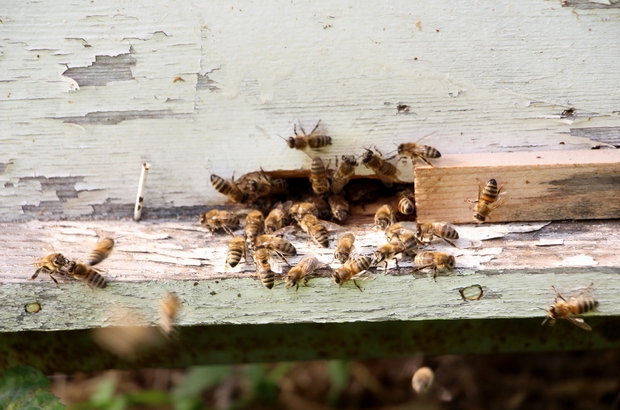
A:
373;241;406;271
210;174;247;204
361;148;401;187
285;120;332;151
199;210;239;235
398;133;441;167
285;255;326;291
226;236;248;268
374;204;396;231
244;210;264;247
412;367;434;395
332;255;373;292
236;170;272;202
309;156;331;196
395;189;415;215
328;194;350;222
32;252;69;287
65;260;107;289
264;201;292;233
159;292;180;339
542;284;598;331
412;251;456;281
269;178;289;196
333;232;355;264
472;178;509;222
253;248;276;289
255;234;297;257
290;201;319;223
88;238;115;266
300;213;331;248
416;222;459;248
330;155;358;194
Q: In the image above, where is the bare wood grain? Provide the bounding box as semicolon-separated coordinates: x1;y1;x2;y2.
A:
414;149;620;224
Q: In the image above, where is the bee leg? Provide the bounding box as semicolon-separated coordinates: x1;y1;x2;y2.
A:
222;225;235;236
432;267;438;282
31;267;45;280
575;283;594;298
394;258;400;273
309;119;321;135
418;156;435;167
551;286;567;302
49;273;59;287
353;280;363;292
440;237;459;248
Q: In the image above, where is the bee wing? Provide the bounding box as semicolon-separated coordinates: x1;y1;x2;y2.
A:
488;194;510;211
374;172;399;188
414;131;438;144
268;253;283;274
567;317;592;331
351;271;376;281
317;219;342;231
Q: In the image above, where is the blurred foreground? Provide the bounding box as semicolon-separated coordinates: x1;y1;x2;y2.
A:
50;350;620;410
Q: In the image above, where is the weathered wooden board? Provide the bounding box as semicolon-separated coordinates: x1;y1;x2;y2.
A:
414;149;620;224
1;1;619;221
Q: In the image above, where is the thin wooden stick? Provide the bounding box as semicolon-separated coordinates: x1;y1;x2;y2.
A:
133;162;150;221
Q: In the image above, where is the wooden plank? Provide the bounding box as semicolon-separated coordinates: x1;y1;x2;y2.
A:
414;149;620;224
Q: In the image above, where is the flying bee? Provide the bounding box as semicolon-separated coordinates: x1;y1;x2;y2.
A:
236;170;272;202
309;156;331;196
264;201;292;233
65;260;107;288
199;210;240;235
253;248;275;289
285;255;326;291
328;194;350;222
290;201;319;222
330;155;358;194
88;238;115;266
300;213;330;248
333;232;355;264
159;292;180;339
398;133;441;167
373;241;406;271
361;148;400;187
226;236;248;268
285;120;332;151
412;251;456;281
374;204;396;231
32;252;69;287
416;222;459;248
332;255;373;292
244;210;264;247
542;284;598;331
395;189;415;215
210;174;247;204
472;178;509;222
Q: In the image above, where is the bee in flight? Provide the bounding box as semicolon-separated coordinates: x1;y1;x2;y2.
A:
332;255;373;292
542;284;598;331
398;132;441;167
209;174;247;204
330;155;358;194
88;238;115;266
284;120;332;151
32;252;69;287
472;178;508;222
415;222;459;248
362;148;401;187
284;255;327;291
159;292;181;339
412;251;456;281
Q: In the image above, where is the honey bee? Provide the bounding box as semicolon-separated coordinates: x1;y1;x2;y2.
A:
285;120;332;151
210;174;247;204
255;234;297;257
88;238;115;266
199;210;239;235
300;213;330;248
309;156;331;196
361;148;400;187
65;260;107;288
330;155;358;194
159;292;180;339
332;255;373;292
244;210;264;247
236;170;272;202
416;222;459;248
333;232;355;264
374;204;396;230
373;241;406;271
411;367;434;394
226;236;248;268
395;189;415;215
385;223;418;255
32;252;69;287
328;194;350;222
253;248;275;289
542;284;598;331
412;251;456;281
284;255;326;291
398;133;441;167
270;178;289;196
472;178;509;222
290;201;319;222
264;201;292;233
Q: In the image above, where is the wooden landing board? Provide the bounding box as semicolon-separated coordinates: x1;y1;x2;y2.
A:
414;149;620;224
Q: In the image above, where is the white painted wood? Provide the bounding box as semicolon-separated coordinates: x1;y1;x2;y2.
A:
1;0;619;220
